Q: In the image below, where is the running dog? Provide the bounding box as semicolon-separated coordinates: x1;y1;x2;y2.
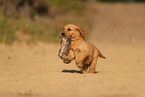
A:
58;24;106;74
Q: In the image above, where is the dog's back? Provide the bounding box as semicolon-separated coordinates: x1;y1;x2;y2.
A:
87;42;106;59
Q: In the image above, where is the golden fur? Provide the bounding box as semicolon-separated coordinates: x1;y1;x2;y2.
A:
60;24;105;74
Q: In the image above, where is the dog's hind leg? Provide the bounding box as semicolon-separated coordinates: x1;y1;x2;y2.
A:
76;62;89;74
89;56;98;74
75;50;89;73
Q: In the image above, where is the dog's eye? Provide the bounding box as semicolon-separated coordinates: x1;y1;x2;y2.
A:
67;28;71;31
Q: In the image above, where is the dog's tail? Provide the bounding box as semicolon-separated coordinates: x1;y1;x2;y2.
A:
98;50;106;59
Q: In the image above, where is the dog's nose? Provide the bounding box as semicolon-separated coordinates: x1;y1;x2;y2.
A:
61;33;65;36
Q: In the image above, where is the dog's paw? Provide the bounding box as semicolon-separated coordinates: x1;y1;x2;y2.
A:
63;58;71;64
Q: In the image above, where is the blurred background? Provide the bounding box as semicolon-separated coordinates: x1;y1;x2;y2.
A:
0;0;145;45
0;1;145;97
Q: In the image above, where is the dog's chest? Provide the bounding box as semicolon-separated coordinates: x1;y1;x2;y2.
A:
72;42;89;56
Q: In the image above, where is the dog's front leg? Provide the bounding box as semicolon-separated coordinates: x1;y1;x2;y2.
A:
63;49;74;64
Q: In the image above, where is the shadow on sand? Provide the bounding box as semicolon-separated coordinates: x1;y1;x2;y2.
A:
61;69;99;74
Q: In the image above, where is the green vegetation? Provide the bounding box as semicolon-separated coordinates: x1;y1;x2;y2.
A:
0;0;92;44
2;0;143;44
96;0;145;2
0;7;16;44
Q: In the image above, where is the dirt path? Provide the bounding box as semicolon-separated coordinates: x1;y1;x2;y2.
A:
0;3;145;97
0;43;145;97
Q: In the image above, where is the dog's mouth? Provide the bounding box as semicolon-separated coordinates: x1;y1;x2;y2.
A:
68;35;72;38
61;33;72;38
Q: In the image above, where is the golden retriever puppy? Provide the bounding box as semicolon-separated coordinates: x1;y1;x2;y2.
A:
59;24;106;74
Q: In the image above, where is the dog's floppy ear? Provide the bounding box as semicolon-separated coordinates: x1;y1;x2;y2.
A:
76;27;86;39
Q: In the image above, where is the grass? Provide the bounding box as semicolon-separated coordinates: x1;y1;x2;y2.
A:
0;7;16;44
0;0;92;44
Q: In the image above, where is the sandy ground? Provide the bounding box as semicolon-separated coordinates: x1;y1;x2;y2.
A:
0;3;145;97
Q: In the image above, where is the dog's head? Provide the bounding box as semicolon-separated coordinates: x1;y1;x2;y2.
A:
60;24;86;40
